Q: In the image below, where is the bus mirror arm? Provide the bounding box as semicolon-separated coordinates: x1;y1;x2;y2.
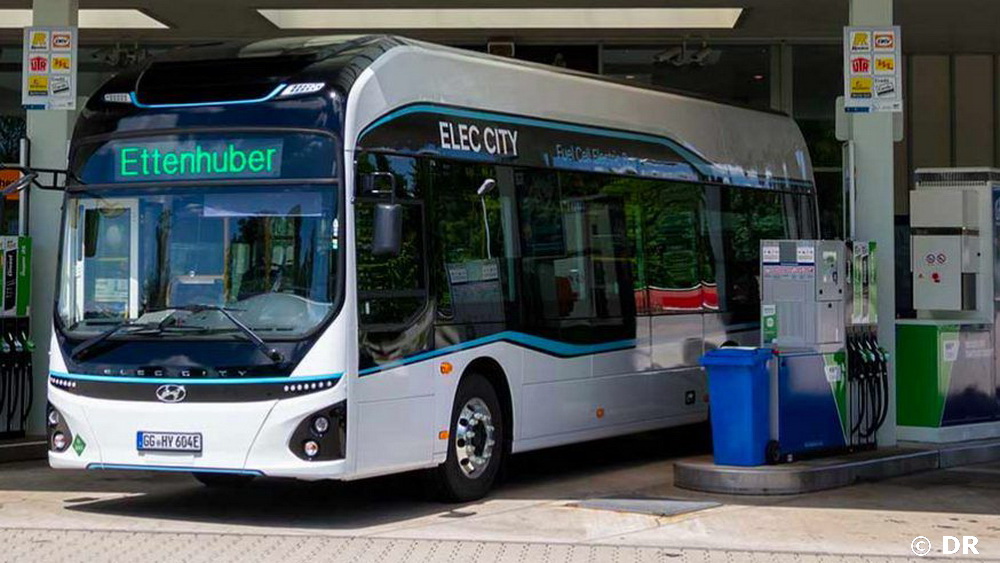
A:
0;171;37;197
358;171;396;197
0;164;79;194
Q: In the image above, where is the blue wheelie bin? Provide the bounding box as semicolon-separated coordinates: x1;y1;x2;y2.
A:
699;347;772;466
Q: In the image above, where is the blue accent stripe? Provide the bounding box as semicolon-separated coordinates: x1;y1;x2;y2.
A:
50;371;342;386
87;463;264;476
360;331;636;375
129;84;287;109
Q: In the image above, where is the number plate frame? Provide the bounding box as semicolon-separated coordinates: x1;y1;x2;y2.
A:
136;431;203;453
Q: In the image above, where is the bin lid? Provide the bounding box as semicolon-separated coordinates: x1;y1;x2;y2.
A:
699;347;772;367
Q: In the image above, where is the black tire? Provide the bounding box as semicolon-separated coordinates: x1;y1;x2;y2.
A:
192;472;255;488
434;373;505;502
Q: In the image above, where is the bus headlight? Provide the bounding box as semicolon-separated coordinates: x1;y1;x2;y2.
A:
47;403;74;454
47;408;60;427
52;432;68;452
312;416;330;435
289;401;345;462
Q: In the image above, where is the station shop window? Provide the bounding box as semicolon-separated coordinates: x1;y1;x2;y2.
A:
601;45;771;110
456;44;599;73
792;45;843;239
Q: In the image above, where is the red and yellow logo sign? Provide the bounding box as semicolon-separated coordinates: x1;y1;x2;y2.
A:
51;56;71;72
874;56;895;73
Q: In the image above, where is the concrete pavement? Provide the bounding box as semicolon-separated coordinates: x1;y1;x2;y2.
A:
0;427;996;561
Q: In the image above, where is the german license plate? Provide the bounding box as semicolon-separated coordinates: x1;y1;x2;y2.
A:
137;431;203;452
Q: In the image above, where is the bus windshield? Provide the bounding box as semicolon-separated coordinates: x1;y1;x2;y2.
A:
56;184;339;339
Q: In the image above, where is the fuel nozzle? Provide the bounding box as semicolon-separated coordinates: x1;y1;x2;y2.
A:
20;332;34;352
865;333;880;376
850;332;863;378
857;332;876;380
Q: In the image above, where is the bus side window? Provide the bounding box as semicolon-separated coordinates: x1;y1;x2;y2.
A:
355;154;431;371
516;169;635;343
428;161;509;329
704;188;787;316
639;181;704;314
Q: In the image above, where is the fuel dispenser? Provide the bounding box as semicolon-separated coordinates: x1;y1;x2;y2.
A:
0;160;40;440
760;240;887;462
0;236;32;439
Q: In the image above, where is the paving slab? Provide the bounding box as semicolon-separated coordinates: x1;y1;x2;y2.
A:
0;529;985;563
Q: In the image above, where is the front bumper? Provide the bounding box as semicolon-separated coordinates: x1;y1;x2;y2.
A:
47;376;350;480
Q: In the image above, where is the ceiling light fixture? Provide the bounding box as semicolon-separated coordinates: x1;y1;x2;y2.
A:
0;9;168;29
257;8;743;30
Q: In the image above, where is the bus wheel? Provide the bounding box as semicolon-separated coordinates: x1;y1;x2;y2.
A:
435;373;504;502
192;472;255;488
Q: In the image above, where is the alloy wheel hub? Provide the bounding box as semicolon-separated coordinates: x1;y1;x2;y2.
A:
454;397;496;479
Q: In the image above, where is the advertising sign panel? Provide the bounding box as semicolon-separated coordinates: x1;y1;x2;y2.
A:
844;25;902;113
21;26;78;110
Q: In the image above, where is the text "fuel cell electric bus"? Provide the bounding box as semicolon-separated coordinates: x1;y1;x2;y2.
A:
46;36;817;500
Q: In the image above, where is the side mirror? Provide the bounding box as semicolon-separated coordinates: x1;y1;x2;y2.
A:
372;203;402;256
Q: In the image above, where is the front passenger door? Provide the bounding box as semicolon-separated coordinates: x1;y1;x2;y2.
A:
353;153;435;474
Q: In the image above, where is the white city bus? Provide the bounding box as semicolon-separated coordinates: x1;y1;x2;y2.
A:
46;36;817;500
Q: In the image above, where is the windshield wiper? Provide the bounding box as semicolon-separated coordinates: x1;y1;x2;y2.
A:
70;319;170;361
165;305;284;364
70;306;284;364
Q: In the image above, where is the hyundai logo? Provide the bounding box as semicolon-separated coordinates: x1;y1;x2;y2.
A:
155;384;187;403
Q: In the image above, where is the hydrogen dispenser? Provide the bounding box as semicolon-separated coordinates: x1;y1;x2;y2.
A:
898;168;1000;442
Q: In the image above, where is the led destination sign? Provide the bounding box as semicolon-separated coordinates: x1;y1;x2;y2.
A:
114;138;284;182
